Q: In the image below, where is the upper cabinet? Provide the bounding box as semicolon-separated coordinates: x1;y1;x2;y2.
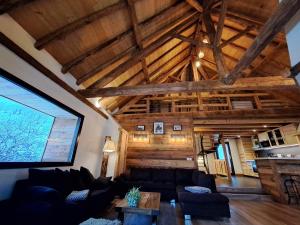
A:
258;124;299;147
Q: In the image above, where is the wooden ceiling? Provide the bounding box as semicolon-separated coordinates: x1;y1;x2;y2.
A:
2;0;300;136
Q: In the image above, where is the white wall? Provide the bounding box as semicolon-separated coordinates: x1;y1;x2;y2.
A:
228;139;243;175
0;15;120;200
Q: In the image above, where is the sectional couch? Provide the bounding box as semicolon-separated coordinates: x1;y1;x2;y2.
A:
116;167;231;218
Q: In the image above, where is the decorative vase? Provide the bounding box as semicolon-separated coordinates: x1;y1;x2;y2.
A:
127;198;139;207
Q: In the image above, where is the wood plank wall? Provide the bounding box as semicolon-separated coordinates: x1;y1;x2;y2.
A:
118;117;196;169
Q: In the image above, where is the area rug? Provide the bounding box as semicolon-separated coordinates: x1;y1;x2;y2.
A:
79;218;122;225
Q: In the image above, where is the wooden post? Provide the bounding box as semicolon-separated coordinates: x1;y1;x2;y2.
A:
221;135;232;181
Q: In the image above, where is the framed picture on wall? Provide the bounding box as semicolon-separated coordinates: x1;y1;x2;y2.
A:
136;125;145;131
153;122;164;135
173;124;182;131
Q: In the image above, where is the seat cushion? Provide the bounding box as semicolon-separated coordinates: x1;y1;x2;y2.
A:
130;168;152;181
178;191;229;204
152;169;175;183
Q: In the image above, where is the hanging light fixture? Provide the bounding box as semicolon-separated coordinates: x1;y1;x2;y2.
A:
198;50;205;59
195;60;201;68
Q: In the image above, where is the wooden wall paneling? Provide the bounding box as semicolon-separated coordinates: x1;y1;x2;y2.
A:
120;117;196;169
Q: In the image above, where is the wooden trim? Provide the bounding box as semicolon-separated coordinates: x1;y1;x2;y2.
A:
223;0;300;84
0;32;109;119
78;76;297;98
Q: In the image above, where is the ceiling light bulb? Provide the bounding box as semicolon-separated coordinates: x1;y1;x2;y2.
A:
252;129;257;132
263;125;267;128
202;38;208;44
198;51;205;58
237;135;241;138
195;60;201;68
95;100;101;108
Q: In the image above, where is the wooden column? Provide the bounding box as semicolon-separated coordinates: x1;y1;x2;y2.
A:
221;135;232;180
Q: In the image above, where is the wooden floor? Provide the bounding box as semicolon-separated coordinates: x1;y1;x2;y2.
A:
103;200;300;225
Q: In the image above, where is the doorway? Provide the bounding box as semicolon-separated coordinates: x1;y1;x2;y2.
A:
216;142;236;175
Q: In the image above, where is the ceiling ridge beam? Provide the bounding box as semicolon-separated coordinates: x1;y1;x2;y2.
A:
223;0;300;85
78;76;297;98
87;14;198;89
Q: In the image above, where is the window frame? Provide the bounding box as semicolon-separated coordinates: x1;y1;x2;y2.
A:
0;68;84;169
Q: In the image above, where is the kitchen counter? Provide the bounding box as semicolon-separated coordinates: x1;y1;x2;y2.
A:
256;158;300;204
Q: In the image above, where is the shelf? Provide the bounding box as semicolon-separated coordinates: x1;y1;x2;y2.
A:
253;144;300;151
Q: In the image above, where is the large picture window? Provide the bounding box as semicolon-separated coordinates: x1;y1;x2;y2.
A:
0;68;84;168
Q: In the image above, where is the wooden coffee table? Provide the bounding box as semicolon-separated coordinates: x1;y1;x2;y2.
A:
115;192;160;225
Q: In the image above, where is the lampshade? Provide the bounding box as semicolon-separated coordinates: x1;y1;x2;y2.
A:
103;136;116;153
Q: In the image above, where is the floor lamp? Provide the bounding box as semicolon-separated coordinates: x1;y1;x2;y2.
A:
101;136;116;177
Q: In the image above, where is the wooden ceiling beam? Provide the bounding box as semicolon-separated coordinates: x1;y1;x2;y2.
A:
193;124;286;129
78;76;297;98
63;2;192;75
115;108;300;120
75;12;194;86
172;34;212;48
223;0;300;85
0;0;35;14
193;118;300;125
185;0;203;13
88;14;198;89
219;25;254;48
35;1;127;49
203;1;229;80
126;0;150;83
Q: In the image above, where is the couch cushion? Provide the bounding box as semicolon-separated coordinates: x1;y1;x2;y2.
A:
80;167;95;188
192;173;217;192
29;169;57;187
142;182;175;190
176;169;194;185
178;191;229;203
66;190;90;202
70;169;86;191
130;168;151;181
152;169;175;183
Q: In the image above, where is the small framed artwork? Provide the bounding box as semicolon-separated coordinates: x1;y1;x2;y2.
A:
136;125;145;131
173;124;182;131
153;122;164;135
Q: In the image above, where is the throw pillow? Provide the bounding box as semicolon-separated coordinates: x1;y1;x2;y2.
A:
70;169;86;190
184;186;212;194
80;167;95;188
66;189;89;202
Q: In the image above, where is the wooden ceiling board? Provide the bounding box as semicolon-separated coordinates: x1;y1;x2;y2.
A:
70;34;135;77
43;8;131;64
10;0;120;38
134;0;177;23
227;0;278;23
